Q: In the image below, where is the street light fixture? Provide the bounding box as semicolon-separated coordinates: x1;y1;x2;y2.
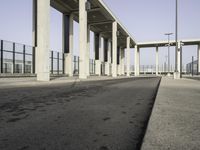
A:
165;33;173;76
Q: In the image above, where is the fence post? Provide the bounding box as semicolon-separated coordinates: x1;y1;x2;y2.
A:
62;53;65;74
192;56;194;76
13;43;15;74
78;56;80;74
23;45;26;74
32;47;35;74
0;40;3;73
57;52;59;75
51;51;53;74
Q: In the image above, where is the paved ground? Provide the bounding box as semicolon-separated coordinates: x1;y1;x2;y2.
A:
141;77;200;150
0;77;160;150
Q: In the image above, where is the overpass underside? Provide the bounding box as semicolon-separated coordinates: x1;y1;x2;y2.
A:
32;0;136;81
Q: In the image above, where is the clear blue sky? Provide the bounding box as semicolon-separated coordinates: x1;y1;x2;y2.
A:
0;0;199;68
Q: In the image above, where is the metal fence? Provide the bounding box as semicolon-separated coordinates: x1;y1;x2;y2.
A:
0;40;34;74
50;51;64;75
0;40;101;76
90;59;95;75
186;60;198;75
73;56;79;75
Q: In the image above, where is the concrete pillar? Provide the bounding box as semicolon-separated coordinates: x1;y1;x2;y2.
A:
112;21;117;77
104;39;110;76
35;0;50;81
95;34;102;76
174;41;181;79
121;48;125;75
126;37;130;76
86;25;90;76
117;47;121;75
134;45;140;76
107;39;112;76
63;14;73;77
198;44;200;75
79;0;87;79
32;0;37;75
156;46;159;76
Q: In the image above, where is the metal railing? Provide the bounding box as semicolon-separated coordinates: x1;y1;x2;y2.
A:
0;40;34;74
89;59;95;75
50;51;64;75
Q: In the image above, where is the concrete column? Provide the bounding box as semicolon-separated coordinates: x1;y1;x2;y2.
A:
156;46;159;76
174;41;181;79
79;0;87;79
95;34;102;76
121;48;125;75
63;14;73;77
126;37;130;76
32;0;37;75
105;39;110;76
107;39;112;76
112;21;117;77
198;44;200;75
134;45;140;76
35;0;50;81
86;25;90;76
117;47;121;75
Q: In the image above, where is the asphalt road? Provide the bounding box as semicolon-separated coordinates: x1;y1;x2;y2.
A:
0;77;160;150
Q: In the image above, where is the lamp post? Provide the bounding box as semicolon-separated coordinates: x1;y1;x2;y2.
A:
175;0;178;73
165;33;173;76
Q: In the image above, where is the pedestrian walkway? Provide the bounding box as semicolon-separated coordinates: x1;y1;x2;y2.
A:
141;77;200;150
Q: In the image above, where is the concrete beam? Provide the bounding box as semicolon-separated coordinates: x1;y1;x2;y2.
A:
79;0;87;79
35;0;50;81
89;20;113;26
112;21;117;77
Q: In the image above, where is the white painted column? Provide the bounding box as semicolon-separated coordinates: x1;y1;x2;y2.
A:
156;46;159;76
105;39;110;76
79;0;87;79
95;34;101;76
138;48;140;75
35;0;50;81
107;39;112;76
63;14;73;77
112;21;117;77
117;47;121;75
174;41;181;79
121;48;125;75
134;45;140;76
198;44;200;75
86;25;90;76
126;37;130;76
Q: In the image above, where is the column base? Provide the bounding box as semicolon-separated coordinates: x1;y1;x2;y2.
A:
174;72;181;79
37;72;50;81
64;53;73;77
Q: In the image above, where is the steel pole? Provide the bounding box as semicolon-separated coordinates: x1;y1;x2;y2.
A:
175;0;178;72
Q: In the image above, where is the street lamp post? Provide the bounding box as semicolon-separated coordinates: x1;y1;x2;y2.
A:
165;33;173;76
175;0;178;72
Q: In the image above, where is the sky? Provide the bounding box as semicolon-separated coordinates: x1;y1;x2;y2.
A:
0;0;199;68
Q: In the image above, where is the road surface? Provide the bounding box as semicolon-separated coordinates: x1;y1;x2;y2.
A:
0;77;160;150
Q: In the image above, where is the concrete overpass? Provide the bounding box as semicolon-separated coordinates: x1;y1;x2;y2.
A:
33;0;136;81
135;39;200;78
